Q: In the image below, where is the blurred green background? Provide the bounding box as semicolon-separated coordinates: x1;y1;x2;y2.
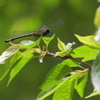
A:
0;0;99;100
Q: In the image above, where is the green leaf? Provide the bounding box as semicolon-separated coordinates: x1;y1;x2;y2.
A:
53;70;88;100
75;72;88;97
37;69;88;100
62;59;80;67
56;66;72;80
40;66;72;91
85;90;100;98
20;40;34;46
40;59;80;90
55;51;67;56
0;44;21;64
0;44;22;81
53;78;76;100
21;38;41;48
91;51;100;93
37;79;67;100
57;38;66;51
71;45;98;62
42;34;55;47
36;87;56;100
7;52;33;86
0;51;23;81
94;6;100;27
40;62;66;90
75;34;100;49
53;69;89;100
37;76;75;100
55;42;75;56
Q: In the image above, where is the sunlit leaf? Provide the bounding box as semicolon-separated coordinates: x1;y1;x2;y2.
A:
20;40;34;46
85;90;100;98
36;87;56;100
7;53;33;86
53;78;76;100
42;34;55;47
75;72;88;97
40;62;66;90
0;51;23;81
37;79;66;100
55;51;67;56
40;66;72;91
0;44;21;64
56;66;72;80
40;59;80;90
34;48;42;54
37;76;75;100
53;69;89;100
62;59;80;67
71;45;98;62
21;38;41;48
75;34;100;49
37;69;88;100
94;6;100;27
57;38;66;51
55;42;75;57
91;51;100;93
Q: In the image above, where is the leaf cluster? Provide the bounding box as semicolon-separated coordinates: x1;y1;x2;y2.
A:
0;34;100;100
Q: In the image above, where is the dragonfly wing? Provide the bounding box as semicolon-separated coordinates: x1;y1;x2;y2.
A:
12;31;34;37
47;19;64;30
39;25;48;29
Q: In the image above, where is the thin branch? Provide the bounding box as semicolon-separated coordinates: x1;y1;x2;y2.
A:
68;55;92;69
45;52;92;69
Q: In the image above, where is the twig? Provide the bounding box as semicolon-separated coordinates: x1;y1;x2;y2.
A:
45;52;92;69
68;55;92;69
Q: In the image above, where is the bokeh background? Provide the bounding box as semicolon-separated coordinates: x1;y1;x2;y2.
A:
0;0;99;100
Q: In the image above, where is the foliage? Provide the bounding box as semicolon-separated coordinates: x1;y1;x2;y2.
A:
0;1;100;100
1;31;100;100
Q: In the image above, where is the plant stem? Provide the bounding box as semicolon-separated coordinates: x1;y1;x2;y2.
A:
68;55;92;69
45;52;92;69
